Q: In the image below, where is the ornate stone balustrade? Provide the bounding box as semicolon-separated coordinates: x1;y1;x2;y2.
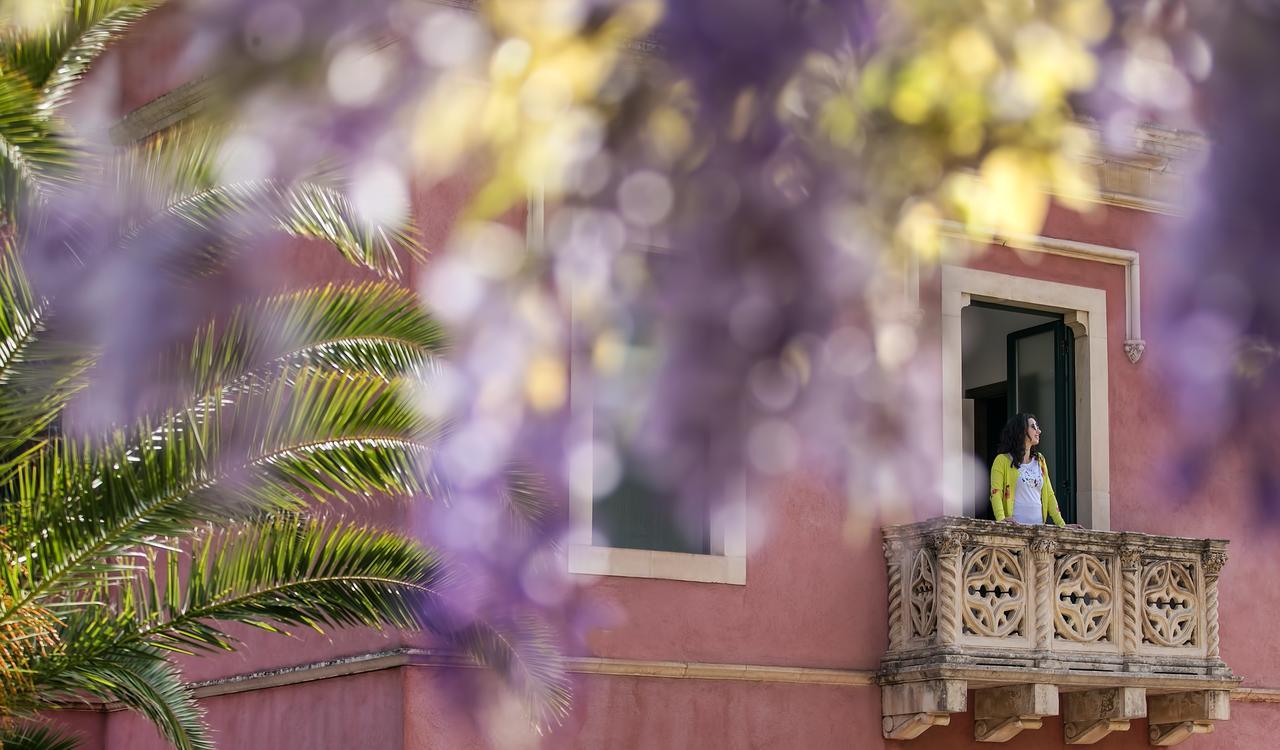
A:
880;517;1236;745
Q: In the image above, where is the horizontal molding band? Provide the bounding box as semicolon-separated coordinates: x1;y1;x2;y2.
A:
569;657;875;686
1234;688;1280;704
60;648;1279;709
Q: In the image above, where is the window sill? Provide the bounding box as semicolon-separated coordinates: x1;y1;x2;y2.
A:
567;544;746;585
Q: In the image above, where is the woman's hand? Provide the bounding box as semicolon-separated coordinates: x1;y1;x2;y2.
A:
1066;523;1084;529
1001;517;1020;524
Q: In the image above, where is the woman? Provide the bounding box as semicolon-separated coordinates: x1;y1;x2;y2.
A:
989;412;1065;527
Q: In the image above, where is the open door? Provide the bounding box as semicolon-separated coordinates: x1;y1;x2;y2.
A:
1007;320;1076;523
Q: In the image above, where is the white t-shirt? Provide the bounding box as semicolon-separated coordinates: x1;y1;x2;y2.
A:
1012;457;1044;524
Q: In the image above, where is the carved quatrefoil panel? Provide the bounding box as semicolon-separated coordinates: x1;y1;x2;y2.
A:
962;547;1026;638
1142;561;1198;647
1055;553;1113;642
909;550;936;639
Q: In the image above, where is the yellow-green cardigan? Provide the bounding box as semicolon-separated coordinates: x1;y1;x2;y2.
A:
989;453;1065;527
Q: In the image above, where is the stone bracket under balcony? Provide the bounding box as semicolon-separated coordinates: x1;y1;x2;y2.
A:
879;517;1238;745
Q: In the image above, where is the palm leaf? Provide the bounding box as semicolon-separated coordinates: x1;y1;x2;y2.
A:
0;1;148;91
130;519;570;731
108;121;222;230
0;365;445;623
31;631;210;750
126;515;451;653
38;4;157;114
171;281;446;401
280;181;425;278
0;70;76;213
102;122;424;280
0;582;60;712
0;237;94;462
0;723;81;750
498;465;554;535
123;179;426;281
456;616;573;733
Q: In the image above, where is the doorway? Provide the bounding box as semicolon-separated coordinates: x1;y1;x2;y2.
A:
962;302;1077;523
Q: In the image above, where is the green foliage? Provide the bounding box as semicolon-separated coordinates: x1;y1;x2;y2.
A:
0;1;159;215
0;723;82;750
0;3;569;749
0;63;76;212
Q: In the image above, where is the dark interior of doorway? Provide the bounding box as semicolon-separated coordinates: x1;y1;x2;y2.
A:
965;380;1007;522
964;300;1077;525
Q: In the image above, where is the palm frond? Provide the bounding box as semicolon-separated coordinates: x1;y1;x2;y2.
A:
0;583;59;710
125;179;426;280
0;238;94;461
31;632;210;750
499;465;555;535
0;71;76;213
0;617;59;689
109;121;222;230
170;282;445;401
0;723;81;750
38;4;157;114
0;365;445;624
0;1;148;90
127;515;450;653
456;616;573;733
280;181;426;278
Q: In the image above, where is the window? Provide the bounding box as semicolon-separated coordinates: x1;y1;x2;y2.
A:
589;309;709;554
565;248;747;584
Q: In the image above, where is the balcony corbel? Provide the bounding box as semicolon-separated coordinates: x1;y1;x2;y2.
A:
973;684;1059;742
1063;687;1147;744
881;679;966;740
1147;690;1230;746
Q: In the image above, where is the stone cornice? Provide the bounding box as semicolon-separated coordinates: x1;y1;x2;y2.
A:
1082;123;1205;215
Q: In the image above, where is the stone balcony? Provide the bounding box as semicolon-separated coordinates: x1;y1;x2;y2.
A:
880;517;1237;745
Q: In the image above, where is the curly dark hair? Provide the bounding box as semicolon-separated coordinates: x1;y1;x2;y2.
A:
996;412;1041;468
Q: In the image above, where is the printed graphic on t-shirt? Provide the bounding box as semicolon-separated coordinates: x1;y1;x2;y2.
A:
1019;464;1042;491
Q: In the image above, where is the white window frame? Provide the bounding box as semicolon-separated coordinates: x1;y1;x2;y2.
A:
941;264;1111;530
565;358;748;584
556;229;748;585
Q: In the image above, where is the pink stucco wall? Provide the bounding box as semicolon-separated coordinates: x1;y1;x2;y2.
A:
45;710;106;750
581;476;889;669
546;673;885;748
390;668;891;748
92;668;404;750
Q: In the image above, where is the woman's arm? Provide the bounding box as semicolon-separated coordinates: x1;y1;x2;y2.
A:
1040;456;1066;527
990;454;1009;521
